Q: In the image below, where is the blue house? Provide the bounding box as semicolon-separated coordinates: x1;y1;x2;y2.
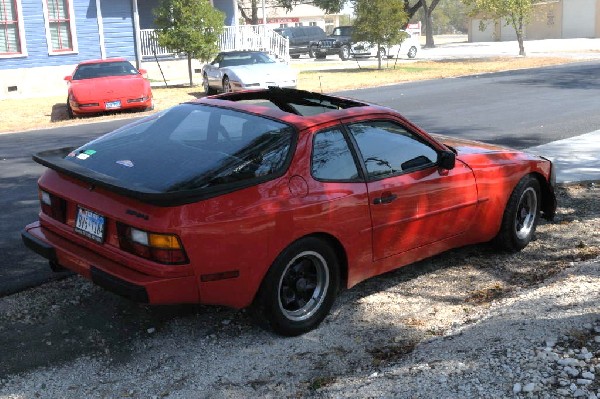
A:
0;0;236;99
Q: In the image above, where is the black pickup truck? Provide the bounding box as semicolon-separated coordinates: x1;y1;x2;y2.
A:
315;26;354;60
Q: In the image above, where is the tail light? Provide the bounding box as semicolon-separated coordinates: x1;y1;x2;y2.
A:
117;223;188;265
39;190;67;223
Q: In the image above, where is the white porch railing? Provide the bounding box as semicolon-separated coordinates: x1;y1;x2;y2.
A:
140;29;176;58
218;25;289;62
140;26;289;62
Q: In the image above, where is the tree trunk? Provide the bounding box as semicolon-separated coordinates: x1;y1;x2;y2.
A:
423;5;434;48
378;44;382;70
511;15;526;56
187;54;193;87
251;0;258;25
422;0;441;48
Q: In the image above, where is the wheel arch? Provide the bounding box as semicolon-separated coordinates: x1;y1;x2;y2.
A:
252;232;349;305
530;171;556;221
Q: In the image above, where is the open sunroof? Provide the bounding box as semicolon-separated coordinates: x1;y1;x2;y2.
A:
215;87;367;116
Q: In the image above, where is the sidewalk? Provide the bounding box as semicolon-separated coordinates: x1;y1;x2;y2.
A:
526;130;600;183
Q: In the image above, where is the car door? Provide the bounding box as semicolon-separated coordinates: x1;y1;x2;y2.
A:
345;119;478;261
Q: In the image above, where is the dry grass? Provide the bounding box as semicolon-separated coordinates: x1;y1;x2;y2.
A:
298;57;578;92
0;56;577;134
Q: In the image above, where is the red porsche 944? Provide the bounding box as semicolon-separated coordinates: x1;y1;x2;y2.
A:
22;88;556;336
65;58;153;118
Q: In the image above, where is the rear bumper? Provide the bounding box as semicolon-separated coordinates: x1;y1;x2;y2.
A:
22;222;200;304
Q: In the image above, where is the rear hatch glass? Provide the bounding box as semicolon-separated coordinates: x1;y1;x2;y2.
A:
55;103;295;196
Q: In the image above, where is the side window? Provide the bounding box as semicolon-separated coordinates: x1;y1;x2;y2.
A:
348;120;438;180
312;128;360;181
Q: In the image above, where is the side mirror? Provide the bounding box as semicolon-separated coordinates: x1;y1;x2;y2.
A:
64;76;72;82
138;68;147;75
437;150;456;170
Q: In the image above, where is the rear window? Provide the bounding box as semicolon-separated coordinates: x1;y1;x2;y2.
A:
65;104;294;193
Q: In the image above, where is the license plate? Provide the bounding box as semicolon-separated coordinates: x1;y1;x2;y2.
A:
105;100;121;109
75;207;105;243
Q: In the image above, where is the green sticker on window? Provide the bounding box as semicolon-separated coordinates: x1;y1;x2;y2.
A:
84;150;96;155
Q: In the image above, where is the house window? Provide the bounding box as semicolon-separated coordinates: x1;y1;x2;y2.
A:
0;0;26;56
44;0;77;53
309;22;317;27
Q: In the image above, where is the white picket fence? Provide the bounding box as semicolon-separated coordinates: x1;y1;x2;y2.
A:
140;26;289;62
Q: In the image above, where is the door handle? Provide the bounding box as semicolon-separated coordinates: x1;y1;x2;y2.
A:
373;193;397;205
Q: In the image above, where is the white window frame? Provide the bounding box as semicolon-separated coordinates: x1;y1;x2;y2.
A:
0;0;27;58
42;0;78;55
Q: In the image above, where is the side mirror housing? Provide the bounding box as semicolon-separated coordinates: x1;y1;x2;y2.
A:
438;150;456;170
138;68;147;75
64;76;72;82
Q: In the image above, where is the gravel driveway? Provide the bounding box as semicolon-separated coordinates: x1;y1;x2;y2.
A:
0;183;598;398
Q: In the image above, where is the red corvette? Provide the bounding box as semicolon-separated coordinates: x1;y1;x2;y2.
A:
65;58;153;118
22;88;556;336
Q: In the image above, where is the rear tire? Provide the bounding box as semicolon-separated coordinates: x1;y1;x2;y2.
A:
252;237;340;336
494;175;541;252
407;46;417;59
203;73;215;95
339;45;350;61
290;54;300;59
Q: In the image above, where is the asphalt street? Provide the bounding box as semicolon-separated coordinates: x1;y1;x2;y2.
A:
1;62;600;297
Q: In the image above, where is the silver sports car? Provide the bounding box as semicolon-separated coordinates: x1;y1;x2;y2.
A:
202;51;297;94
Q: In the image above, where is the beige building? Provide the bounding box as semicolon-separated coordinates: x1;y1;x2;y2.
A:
469;0;600;41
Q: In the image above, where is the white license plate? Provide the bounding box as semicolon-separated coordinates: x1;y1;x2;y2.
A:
75;207;105;242
105;100;121;109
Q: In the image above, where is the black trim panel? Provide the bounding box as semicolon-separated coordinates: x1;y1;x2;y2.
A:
21;229;57;262
90;266;149;303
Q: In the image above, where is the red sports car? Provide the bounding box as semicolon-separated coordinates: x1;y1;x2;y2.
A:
65;58;153;118
22;88;556;336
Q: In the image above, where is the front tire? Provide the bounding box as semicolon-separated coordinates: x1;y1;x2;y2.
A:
308;45;317;58
494;175;541;252
253;237;340;336
66;97;75;119
222;76;232;93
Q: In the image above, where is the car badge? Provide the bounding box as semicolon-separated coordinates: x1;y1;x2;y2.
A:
116;160;134;167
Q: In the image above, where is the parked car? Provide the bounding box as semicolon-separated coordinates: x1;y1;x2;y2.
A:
351;30;419;59
65;58;153;118
274;26;326;58
315;25;354;60
317;27;419;60
201;51;297;94
22;88;556;337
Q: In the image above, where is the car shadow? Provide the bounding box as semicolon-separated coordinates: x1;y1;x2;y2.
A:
50;103;70;122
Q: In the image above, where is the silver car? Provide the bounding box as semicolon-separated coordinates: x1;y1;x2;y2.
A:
202;51;297;94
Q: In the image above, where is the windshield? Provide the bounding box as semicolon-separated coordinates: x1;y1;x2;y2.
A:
73;61;139;80
331;27;352;36
65;104;295;193
219;52;276;67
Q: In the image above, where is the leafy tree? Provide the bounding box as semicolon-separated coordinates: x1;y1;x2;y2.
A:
353;0;408;69
154;0;225;86
463;0;537;55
